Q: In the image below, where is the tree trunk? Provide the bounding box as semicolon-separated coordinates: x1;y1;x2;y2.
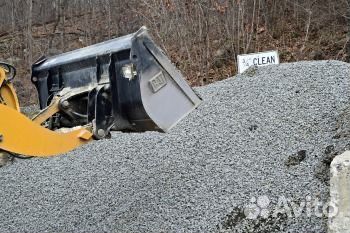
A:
27;0;33;67
59;0;67;52
346;0;350;62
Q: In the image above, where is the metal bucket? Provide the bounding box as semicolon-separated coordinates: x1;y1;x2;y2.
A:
31;27;201;136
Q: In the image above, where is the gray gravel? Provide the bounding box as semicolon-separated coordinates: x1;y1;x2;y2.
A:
1;60;350;233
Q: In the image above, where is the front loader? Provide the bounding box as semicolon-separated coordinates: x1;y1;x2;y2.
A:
0;27;201;158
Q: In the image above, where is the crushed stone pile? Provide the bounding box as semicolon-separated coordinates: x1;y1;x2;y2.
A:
1;61;350;233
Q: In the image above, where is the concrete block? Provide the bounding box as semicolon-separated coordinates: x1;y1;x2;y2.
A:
329;151;350;233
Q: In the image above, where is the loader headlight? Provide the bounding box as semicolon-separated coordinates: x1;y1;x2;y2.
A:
122;64;137;80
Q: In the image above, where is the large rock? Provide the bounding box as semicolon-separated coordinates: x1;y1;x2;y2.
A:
0;151;11;167
329;151;350;233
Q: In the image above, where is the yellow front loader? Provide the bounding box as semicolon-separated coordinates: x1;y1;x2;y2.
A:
0;27;201;160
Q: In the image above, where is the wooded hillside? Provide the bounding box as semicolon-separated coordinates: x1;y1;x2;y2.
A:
0;0;348;105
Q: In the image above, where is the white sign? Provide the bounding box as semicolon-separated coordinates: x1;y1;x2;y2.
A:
237;50;279;74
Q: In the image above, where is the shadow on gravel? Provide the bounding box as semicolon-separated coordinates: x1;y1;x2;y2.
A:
218;206;288;233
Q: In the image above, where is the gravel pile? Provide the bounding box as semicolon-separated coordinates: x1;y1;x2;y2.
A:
1;61;350;233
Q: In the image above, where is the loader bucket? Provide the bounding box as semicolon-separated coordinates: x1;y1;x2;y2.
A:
31;27;201;136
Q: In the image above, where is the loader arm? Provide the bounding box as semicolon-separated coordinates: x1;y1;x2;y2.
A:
0;104;92;157
0;64;19;111
0;64;93;157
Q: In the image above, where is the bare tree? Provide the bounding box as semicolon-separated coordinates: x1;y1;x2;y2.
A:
27;0;33;66
346;0;350;62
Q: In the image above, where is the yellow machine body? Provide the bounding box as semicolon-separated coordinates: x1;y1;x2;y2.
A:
0;67;20;111
0;66;93;157
0;104;92;157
